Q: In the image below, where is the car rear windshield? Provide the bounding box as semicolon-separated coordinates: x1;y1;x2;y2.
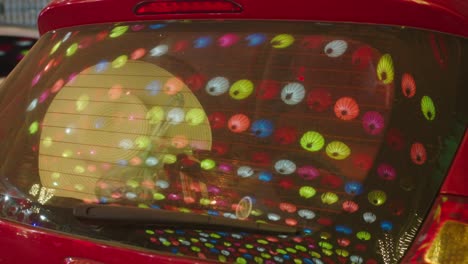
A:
0;21;466;263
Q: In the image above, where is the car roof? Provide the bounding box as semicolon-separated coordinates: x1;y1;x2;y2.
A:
38;0;468;38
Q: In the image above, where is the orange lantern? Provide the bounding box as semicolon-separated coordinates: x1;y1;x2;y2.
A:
334;97;360;121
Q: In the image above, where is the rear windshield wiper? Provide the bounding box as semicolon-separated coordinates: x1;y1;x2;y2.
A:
73;204;298;235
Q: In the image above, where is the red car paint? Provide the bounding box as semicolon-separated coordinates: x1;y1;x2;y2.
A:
0;0;466;263
0;220;213;264
440;131;468;197
38;0;468;38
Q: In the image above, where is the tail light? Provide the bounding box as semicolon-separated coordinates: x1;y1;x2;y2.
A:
401;131;468;264
401;195;467;264
134;0;243;15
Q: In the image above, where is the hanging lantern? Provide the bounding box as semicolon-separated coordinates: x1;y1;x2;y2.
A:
281;82;305;105
336;249;350;257
297;165;320;180
163;77;184;95
377;163;397;181
386;128;405;151
300;131;325;152
376;54;394;84
250;119;274;138
171;135;189;149
256;80;280;100
208;112;227;129
167;108;185;125
342;200;359;213
421;95;436;121
237;166;254;178
146;106;165;124
218;33;239;47
273;126;298;145
229;79;254;100
246;33;267;46
298;209;316;219
321;192;339;205
279;202;297;213
352;45;373;69
184;73;206;92
337;238;351;247
352;154;373;170
411;142;427;165
334;97;359;121
350;255;364;264
362;111;385;135
228;114;250;133
299;186;317;198
401;73;416;98
185;108;205;126
380;220;393;231
274;159;297;175
368;190;387;206
267;213;281;221
200;159;216;170
356;231;371;241
206;76;229;96
326;141;351;160
321;173;344;188
324;40;348;58
344;182;364;195
306;88;332;112
251;151;271;166
271;34;295;49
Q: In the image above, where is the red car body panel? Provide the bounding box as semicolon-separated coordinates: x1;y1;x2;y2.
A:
0;0;465;263
440;131;468;197
38;0;468;38
0;219;214;264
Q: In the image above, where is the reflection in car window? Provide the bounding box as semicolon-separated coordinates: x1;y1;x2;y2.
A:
0;35;35;80
0;21;466;263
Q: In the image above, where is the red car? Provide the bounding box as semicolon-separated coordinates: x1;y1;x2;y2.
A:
0;0;466;263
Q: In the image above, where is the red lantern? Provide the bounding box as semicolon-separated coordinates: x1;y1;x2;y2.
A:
211;142;229;156
386;128;405;151
256;80;280;100
306;88;333;112
334;97;360;121
251;151;271;166
410;142;427;165
208;112;227;129
321;173;344;188
185;73;206;92
342;200;359;213
301;35;324;49
273;126;298;145
228;114;250;133
172;40;189;52
401;73;416;98
279;202;297;213
285;218;298;226
352;153;373;170
337;238;350;247
317;217;333;226
279;178;295;190
355;243;367;252
388;200;405;216
352;45;373;70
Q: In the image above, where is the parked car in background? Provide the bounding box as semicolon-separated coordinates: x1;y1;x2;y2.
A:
0;0;48;83
0;26;36;83
0;0;466;263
